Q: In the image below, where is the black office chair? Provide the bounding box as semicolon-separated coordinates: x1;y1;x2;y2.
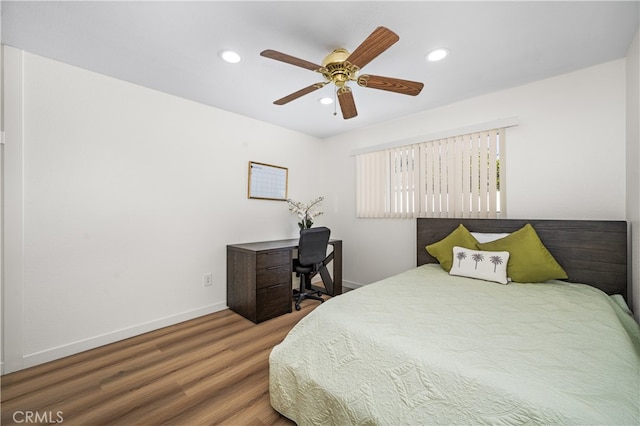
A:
293;226;331;311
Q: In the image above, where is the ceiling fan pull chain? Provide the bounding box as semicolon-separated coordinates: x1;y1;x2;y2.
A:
333;88;338;116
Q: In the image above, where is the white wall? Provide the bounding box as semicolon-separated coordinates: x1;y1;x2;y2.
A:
2;48;634;372
323;60;627;291
2;47;325;372
626;28;640;322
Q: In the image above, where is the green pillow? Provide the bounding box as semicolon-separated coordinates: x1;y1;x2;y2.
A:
426;224;479;272
476;223;568;283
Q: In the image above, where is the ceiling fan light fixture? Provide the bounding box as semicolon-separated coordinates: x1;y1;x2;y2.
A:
319;97;333;105
426;48;449;62
219;50;242;63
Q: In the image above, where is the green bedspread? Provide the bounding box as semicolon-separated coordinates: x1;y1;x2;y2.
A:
270;264;640;425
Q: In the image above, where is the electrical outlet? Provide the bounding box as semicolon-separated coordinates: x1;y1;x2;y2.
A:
203;273;213;287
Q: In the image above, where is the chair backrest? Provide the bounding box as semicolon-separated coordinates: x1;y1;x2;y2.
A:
297;227;331;267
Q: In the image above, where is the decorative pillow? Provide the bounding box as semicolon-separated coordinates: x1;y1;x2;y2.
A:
449;246;510;284
426;224;479;272
476;223;568;283
471;232;511;243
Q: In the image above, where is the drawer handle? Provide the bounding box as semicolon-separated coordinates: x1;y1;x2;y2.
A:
267;284;284;290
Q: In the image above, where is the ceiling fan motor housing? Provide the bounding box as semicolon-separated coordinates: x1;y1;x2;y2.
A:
321;48;359;87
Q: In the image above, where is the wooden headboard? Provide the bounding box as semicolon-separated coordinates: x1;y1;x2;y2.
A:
417;218;628;297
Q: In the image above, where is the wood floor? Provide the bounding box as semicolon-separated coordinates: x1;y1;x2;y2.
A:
1;301;322;425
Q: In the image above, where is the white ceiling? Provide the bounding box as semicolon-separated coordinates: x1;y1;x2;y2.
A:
2;1;639;139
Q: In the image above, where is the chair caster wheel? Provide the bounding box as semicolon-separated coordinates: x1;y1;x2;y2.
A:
295;305;301;311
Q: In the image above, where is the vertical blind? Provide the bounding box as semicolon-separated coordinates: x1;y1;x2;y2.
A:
356;128;504;218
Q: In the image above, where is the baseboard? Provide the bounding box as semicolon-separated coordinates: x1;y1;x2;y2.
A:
342;280;363;291
21;302;228;369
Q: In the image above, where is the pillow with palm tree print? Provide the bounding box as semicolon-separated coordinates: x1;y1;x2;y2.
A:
449;246;510;284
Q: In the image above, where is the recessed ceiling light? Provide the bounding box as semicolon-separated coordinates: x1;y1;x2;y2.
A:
426;48;449;62
219;50;241;63
319;97;333;105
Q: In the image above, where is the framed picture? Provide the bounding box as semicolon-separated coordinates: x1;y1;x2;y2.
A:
248;161;288;201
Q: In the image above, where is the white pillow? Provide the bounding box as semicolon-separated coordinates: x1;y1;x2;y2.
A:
449;246;510;285
470;232;511;243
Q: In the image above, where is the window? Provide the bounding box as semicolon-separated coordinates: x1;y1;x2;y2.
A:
356;128;505;218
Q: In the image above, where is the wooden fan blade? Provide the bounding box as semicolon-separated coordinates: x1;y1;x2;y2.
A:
273;83;325;105
346;26;399;69
337;87;358;119
357;74;424;96
260;49;322;71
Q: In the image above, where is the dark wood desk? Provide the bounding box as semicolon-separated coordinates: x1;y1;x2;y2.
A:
227;238;342;323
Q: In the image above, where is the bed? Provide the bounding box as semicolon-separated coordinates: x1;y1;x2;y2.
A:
269;219;640;425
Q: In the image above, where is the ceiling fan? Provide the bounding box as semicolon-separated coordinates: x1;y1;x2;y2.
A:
260;26;424;120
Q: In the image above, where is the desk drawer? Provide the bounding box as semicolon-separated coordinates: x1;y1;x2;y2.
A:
256;283;291;322
257;250;290;269
256;265;290;288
